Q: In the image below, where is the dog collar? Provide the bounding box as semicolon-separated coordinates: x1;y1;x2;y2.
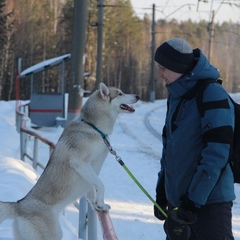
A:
81;119;107;139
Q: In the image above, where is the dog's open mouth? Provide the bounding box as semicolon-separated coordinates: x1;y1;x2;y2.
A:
120;104;135;112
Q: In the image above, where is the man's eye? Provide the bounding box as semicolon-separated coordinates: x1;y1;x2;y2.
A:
156;63;165;71
159;66;165;71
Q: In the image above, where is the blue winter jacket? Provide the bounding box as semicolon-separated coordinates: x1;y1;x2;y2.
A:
159;48;236;207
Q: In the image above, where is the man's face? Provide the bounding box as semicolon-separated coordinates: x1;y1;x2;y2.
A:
155;63;183;85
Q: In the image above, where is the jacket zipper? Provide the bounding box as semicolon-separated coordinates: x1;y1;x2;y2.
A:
191;170;209;193
176;100;185;122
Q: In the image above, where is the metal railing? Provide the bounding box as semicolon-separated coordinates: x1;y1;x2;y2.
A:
16;101;55;170
15;100;118;240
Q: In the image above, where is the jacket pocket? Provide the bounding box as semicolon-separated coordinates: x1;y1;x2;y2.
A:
191;170;210;193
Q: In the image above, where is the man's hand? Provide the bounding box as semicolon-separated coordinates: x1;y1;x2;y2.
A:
164;215;191;240
170;196;198;224
154;203;167;221
154;175;168;221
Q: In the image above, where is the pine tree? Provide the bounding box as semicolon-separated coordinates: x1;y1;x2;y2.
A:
0;0;15;100
0;0;7;49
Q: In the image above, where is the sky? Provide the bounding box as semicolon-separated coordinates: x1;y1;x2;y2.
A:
1;93;240;239
130;0;240;23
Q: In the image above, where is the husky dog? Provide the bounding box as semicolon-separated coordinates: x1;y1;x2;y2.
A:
0;83;139;240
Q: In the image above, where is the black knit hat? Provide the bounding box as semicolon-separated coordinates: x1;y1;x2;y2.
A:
155;38;194;74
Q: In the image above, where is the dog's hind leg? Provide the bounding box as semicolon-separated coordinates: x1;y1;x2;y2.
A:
13;217;42;240
13;216;62;240
70;159;110;212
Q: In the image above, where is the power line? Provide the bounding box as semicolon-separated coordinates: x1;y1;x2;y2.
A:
131;1;240;23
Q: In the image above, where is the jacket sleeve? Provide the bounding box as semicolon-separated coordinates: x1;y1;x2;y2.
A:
157;124;166;183
157;97;170;197
188;83;234;206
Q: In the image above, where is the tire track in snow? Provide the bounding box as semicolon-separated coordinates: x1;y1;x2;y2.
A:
118;104;166;160
119;120;160;160
144;106;163;141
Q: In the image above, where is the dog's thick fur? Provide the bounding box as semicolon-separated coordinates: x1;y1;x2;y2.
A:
0;83;139;240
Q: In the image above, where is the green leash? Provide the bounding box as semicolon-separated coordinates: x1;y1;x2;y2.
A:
83;120;168;219
103;137;168;219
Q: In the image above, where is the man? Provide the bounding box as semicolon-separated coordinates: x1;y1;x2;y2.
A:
154;38;235;240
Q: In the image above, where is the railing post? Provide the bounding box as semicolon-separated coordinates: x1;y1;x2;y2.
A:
16;109;21;133
88;203;97;240
20;130;25;161
33;137;39;169
24;132;28;161
79;196;87;240
21;130;28;162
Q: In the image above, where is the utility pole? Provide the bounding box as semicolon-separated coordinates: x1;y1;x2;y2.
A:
95;0;104;89
149;3;155;102
67;0;88;123
208;10;215;62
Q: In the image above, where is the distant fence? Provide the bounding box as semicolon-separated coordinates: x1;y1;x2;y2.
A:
15;100;118;240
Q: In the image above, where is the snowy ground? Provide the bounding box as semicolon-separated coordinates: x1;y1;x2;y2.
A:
0;94;240;239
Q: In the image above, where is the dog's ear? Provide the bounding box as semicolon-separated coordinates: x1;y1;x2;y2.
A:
99;83;109;101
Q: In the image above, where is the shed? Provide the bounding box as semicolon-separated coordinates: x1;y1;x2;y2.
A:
20;54;70;127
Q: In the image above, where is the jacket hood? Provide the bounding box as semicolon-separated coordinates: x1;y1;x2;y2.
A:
166;48;220;98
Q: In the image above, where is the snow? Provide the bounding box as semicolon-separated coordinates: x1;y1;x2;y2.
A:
19;54;89;78
1;95;240;239
20;54;71;77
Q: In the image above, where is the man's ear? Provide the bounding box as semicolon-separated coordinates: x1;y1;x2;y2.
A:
99;82;109;101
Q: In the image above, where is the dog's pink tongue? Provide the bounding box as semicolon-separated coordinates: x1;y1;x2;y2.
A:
120;104;135;112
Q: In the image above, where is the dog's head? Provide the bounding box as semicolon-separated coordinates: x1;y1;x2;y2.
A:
99;83;140;113
80;83;139;134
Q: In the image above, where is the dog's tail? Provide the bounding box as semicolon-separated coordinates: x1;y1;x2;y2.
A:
0;201;16;223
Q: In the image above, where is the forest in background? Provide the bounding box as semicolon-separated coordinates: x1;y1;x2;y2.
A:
1;0;240;101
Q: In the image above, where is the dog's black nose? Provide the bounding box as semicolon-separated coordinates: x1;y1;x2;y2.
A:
136;95;140;100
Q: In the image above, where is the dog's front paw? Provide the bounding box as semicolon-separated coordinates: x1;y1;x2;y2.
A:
94;202;111;212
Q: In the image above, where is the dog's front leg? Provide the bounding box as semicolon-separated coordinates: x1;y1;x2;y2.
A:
86;188;110;212
70;159;110;212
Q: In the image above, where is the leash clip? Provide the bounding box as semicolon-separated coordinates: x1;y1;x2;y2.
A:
103;137;122;162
